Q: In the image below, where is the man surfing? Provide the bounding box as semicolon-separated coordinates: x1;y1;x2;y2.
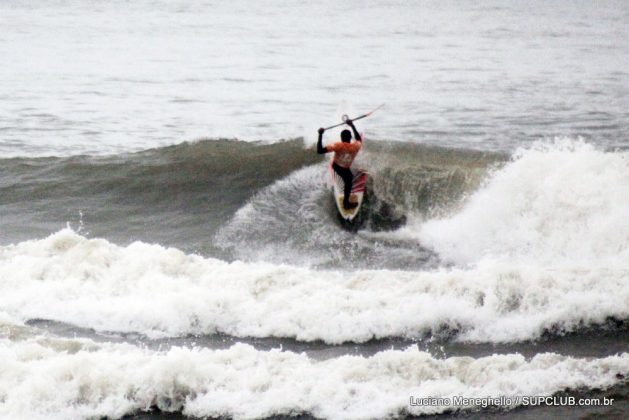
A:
317;119;362;209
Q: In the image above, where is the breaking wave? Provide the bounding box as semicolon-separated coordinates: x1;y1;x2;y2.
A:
1;332;626;419
0;227;626;344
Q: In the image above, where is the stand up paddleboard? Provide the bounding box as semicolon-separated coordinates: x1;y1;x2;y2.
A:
330;164;367;222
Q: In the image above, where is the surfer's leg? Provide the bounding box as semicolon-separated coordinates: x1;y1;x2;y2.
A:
333;164;357;209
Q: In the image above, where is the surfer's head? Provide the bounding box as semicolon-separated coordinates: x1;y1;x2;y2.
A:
340;129;352;143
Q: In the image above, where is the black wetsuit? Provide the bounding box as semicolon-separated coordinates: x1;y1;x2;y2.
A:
332;162;354;205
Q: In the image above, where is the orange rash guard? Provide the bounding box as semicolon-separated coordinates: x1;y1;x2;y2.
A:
327;141;362;168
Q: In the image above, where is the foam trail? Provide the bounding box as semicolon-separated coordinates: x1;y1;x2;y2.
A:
216;164;428;269
0;229;626;343
216;164;332;265
0;335;627;420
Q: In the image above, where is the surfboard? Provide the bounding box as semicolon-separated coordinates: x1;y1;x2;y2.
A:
331;164;367;222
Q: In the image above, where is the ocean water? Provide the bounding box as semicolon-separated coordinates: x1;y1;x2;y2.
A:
2;0;629;156
1;1;628;419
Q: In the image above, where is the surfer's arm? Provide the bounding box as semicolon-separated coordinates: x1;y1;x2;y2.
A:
346;120;362;142
317;128;329;154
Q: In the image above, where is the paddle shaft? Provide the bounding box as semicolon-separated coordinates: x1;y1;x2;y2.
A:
323;104;384;131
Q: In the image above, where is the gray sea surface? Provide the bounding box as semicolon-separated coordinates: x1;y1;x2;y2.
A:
1;0;628;155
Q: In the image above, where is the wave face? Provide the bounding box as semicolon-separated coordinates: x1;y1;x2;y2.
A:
0;138;496;268
0;139;320;253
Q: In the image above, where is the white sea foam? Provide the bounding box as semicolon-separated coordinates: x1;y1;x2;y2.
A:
1;335;627;420
419;140;629;266
0;226;626;344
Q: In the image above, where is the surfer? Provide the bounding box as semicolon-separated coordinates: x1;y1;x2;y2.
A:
317;119;362;209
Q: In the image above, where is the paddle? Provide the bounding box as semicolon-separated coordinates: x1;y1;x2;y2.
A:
323;104;384;131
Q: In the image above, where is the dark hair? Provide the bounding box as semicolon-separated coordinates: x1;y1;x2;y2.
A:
341;129;352;142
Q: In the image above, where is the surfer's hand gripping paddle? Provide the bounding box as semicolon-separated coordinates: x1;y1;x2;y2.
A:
323;103;384;131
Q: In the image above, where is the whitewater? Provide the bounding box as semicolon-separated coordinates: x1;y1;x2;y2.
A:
1;1;629;419
1;334;627;420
